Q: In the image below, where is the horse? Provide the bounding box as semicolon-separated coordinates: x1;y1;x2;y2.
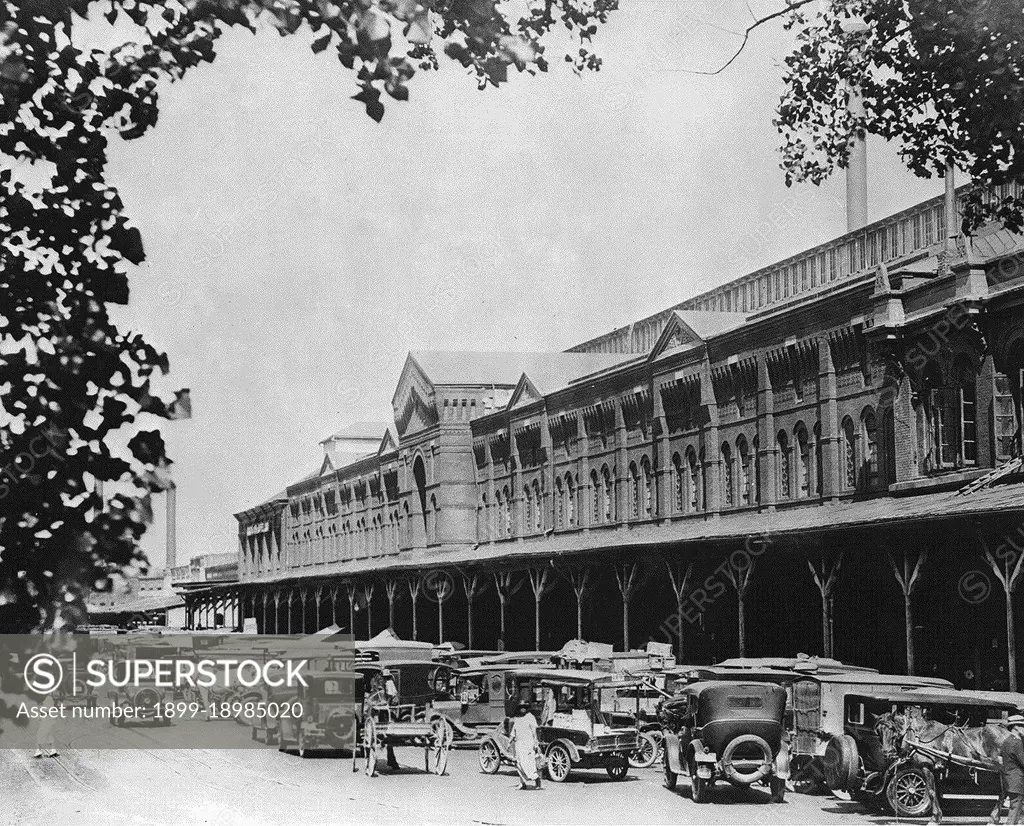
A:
875;708;1011;824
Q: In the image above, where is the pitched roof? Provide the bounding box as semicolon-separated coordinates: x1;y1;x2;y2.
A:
672;310;747;341
410;351;632;390
322;421;391;442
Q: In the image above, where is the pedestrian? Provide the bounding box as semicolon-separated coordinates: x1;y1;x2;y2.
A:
1000;714;1024;824
382;669;400;770
34;694;58;759
509;702;541;790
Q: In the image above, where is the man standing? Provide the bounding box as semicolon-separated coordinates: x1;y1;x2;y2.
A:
1000;714;1024;824
509;702;541;790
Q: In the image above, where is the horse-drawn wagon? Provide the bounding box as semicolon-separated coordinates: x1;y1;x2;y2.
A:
825;688;1022;821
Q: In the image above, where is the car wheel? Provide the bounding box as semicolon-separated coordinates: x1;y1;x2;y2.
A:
545;744;572;783
629;732;658;769
479;739;501;774
605;758;628;781
663;745;678;790
886;767;933;818
690;759;711;803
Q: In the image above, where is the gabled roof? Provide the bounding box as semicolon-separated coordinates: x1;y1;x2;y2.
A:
407;351;632;390
320;421;391;443
378;426;398;455
649;310;747;361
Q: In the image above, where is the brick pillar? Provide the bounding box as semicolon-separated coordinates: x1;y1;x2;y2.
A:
701;357;721;515
615;401;627;522
578;414;592;529
978;353;996;468
654;379;670;517
757;357;776;510
818;337;841;501
893;373;919;482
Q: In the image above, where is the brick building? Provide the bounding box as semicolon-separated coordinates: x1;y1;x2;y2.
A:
189;183;1024;688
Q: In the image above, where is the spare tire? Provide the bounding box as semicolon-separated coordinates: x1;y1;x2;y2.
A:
824;734;860;792
721;734;773;785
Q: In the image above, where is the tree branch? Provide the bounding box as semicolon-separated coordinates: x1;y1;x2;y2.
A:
683;0;818;76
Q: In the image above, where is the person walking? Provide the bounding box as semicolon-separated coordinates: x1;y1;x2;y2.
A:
33;694;58;759
1000;714;1024;824
509;702;541;790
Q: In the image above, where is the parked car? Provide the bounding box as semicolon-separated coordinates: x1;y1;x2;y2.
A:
275;669;357;756
478;669;642;783
660;680;789;803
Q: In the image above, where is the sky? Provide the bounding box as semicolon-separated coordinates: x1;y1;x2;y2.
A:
99;0;944;569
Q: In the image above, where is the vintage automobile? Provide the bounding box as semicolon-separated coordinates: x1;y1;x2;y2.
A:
824;688;1020;818
106;660;171;727
431;663;560;743
478;669;642;783
274;669;357;756
788;670;953;786
659;681;789;803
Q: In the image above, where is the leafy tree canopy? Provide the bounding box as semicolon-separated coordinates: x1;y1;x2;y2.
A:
776;0;1024;233
0;0;615;632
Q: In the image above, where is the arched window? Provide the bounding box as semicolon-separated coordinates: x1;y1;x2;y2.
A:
532;479;543;531
429;494;438;543
686;447;699;512
566;473;576;527
721;442;734;506
641;457;653;517
795;423;810;498
777;431;791;499
861;407;879;489
602;465;614;522
752;435;760;504
629;461;640;518
412;455;428;534
737;436;752;505
479;491;488;542
841;416;856;488
813;422;823;496
673;453;685;513
523;485;533;534
591;469;601;524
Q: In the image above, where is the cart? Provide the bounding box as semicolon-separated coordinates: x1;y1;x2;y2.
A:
360;699;453;776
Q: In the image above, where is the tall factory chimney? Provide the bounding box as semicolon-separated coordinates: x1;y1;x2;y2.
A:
846;105;868;232
166;483;177;573
842;12;870;233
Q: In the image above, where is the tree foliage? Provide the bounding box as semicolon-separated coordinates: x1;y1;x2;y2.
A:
0;0;615;632
776;0;1024;233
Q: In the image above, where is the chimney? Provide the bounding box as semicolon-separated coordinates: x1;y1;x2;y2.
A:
166;483;177;572
846;94;868;232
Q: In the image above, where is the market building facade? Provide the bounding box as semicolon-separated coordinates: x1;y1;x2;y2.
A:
187;183;1024;689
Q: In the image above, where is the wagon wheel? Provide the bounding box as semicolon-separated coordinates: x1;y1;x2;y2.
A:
886;766;934;818
425;717;453;776
363;717;378;777
479;739;501;774
629;732;658;769
605;757;629;781
545;743;572;783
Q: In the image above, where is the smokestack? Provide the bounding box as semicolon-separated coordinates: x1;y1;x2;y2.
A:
945;161;958;249
166;483;177;572
846;94;868;232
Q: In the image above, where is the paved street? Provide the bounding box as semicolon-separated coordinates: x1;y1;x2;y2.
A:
0;719;1008;826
